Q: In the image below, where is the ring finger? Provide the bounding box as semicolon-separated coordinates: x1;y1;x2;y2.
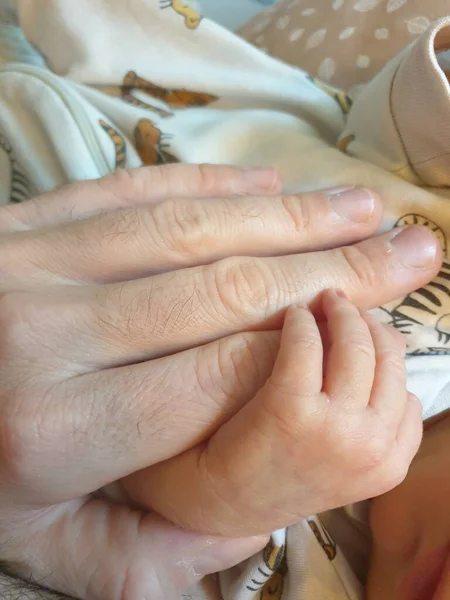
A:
0;164;280;233
0;331;280;502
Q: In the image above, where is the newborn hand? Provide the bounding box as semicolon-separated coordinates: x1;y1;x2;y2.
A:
126;291;423;536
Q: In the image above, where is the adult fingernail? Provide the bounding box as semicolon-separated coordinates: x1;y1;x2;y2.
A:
389;226;438;268
243;167;281;192
329;187;376;223
197;535;269;576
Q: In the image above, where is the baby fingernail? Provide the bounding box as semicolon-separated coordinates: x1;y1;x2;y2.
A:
243;167;281;192
329;187;376;223
389;226;438;268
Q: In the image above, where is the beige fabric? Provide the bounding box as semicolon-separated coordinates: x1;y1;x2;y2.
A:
340;28;450;187
239;0;450;90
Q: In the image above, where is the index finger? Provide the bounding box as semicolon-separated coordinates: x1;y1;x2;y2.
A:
0;164;281;232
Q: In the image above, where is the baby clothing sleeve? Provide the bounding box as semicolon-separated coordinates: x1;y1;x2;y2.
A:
338;17;450;356
340;17;450;188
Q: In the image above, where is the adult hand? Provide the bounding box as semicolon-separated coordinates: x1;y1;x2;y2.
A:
0;164;440;600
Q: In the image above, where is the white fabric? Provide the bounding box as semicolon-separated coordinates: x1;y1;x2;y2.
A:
0;2;449;599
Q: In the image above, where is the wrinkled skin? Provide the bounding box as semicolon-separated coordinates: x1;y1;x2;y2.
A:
0;163;441;599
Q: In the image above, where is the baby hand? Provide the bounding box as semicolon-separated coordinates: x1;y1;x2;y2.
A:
125;291;423;536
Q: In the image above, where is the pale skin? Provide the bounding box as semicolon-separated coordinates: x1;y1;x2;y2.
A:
124;290;422;537
0;163;442;600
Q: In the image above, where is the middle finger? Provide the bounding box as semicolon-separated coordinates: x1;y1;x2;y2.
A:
20;225;440;371
1;187;380;288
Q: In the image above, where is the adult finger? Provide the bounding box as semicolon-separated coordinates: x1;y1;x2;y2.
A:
0;331;280;502
2;186;382;286
322;291;375;409
0;164;281;233
37;225;440;371
5;498;268;600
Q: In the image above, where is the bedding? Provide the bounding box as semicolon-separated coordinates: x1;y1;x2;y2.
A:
239;0;450;90
196;0;280;31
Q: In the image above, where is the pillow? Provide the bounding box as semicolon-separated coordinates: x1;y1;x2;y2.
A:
239;0;450;90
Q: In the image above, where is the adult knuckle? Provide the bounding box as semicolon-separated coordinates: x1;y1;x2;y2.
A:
146;163;210;195
193;342;230;413
154;198;212;261
0;291;72;367
281;194;310;233
197;331;280;416
281;192;327;234
0;291;18;327
0;399;44;484
192;335;253;417
102;283;153;342
339;244;383;290
0;205;28;233
105;167;140;197
131;367;184;444
216;333;259;391
99;166;158;207
208;256;274;322
104;276;200;345
0;239;23;286
196;163;243;196
96;207;142;243
196;163;217;194
0;292;36;359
